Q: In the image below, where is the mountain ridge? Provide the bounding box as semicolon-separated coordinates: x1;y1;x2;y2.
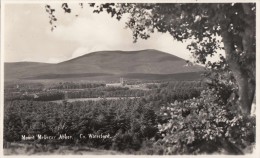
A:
4;49;204;81
59;49;184;64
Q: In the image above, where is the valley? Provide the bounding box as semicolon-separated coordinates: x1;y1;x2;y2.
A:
4;49;207;154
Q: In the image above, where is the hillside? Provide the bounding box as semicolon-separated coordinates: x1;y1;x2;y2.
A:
4;49;204;81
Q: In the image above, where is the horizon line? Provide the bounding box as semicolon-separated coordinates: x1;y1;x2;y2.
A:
4;49;189;64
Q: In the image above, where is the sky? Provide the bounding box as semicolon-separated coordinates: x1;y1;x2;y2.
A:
3;3;223;63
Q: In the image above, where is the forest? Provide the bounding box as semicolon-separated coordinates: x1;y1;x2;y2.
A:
3;80;255;154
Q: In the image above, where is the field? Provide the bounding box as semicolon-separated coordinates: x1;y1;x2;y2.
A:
51;97;139;104
3;78;255;155
4;79;207;155
4;50;209;155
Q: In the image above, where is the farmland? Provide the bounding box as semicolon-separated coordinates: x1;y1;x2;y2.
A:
4;80;207;154
3;50;255;155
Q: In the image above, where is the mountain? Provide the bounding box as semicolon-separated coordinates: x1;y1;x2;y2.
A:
4;49;204;81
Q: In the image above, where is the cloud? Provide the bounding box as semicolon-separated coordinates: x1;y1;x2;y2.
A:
46;58;64;63
5;4;223;63
50;14;193;60
70;47;89;59
50;10;130;45
44;5;195;61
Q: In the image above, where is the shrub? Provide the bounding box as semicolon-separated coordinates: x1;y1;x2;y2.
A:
157;88;255;154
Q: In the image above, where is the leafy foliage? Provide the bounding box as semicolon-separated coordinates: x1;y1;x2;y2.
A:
4;81;255;154
157;88;255;154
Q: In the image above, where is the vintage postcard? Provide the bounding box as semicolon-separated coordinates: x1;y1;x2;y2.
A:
0;0;259;157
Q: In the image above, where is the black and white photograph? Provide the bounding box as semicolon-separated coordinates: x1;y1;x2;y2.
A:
0;0;258;156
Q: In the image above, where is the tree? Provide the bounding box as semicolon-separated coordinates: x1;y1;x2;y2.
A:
46;3;256;115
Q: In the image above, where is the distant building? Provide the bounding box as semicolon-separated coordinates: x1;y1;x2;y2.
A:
106;78;125;87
